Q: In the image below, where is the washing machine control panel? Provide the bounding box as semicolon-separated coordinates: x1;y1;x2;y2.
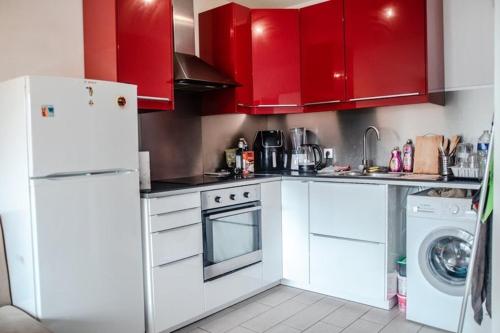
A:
408;195;476;220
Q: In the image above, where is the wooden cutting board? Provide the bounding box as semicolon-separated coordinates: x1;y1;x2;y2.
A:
414;135;444;174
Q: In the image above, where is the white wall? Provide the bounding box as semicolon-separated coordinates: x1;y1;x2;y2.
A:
444;0;494;90
0;0;84;82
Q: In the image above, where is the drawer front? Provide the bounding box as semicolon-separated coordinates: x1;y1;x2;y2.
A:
149;192;200;215
204;262;263;312
152;255;204;333
310;234;386;302
151;223;202;267
150;208;201;233
310;182;387;243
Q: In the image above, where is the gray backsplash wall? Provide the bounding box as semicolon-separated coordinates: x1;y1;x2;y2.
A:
139;91;204;180
139;92;267;180
267;88;494;168
201;114;267;172
140;87;493;179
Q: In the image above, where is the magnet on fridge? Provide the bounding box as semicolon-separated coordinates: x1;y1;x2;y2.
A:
41;105;55;117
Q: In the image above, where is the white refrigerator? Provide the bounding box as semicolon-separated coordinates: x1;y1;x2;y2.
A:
0;76;145;333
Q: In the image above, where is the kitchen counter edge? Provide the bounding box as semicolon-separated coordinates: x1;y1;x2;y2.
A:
140;174;480;198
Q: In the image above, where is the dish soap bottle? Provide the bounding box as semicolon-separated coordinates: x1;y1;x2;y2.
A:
389;147;403;172
402;139;414;173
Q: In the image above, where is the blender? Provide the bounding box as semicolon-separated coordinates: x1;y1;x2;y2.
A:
289;128;306;170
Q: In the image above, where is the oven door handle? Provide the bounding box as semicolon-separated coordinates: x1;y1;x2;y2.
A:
207;206;262;220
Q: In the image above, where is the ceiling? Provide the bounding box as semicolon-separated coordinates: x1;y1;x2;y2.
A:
232;0;326;8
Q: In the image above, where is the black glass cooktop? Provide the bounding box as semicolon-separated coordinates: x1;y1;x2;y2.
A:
141;174;280;195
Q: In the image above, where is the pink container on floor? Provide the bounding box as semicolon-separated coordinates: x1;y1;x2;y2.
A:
397;293;407;312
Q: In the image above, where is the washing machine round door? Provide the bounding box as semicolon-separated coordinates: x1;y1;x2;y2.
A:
418;228;474;296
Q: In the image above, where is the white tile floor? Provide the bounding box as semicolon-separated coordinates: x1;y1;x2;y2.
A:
174;286;450;333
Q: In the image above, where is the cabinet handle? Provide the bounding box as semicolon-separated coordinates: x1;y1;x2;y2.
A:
208;206;262;220
348;92;419;102
153;222;201;235
237;103;299;108
303;100;341;106
156;254;201;268
154;207;200;217
311;233;384;245
138;95;171;102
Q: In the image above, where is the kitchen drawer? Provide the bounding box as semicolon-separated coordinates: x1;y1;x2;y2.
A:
310;234;386;303
151;223;202;267
149;192;200;215
310;182;387;243
204;262;263;312
150;208;201;233
152;254;204;332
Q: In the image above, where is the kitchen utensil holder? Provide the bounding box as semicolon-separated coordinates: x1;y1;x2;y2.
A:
439;154;453;176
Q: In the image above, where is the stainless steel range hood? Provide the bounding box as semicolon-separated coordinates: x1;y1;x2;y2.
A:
173;0;239;92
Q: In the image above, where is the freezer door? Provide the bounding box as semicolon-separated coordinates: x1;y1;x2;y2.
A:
26;76;139;178
29;171;144;333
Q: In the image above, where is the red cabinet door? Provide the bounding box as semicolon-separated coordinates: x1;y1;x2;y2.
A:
199;3;252;114
344;0;426;101
250;9;301;109
301;0;346;106
116;0;174;111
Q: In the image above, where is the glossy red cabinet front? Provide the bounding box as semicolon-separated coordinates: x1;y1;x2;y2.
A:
300;0;346;107
199;6;302;115
248;9;302;114
199;3;253;114
344;0;427;102
84;0;174;111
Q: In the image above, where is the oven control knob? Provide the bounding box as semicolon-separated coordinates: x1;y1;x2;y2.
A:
243;192;250;198
214;196;222;203
230;194;236;200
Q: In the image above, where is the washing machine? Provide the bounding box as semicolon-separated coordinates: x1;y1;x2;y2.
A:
406;189;476;332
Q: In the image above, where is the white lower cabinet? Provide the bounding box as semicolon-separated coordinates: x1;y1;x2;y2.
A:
282;180;399;309
152;255;204;333
204;263;263;312
310;182;387;243
261;181;283;284
281;180;310;285
310;234;386;306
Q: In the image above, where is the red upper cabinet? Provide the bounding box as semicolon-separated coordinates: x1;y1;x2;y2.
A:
300;0;346;108
249;9;302;114
344;0;427;102
199;3;253;115
84;0;174;111
199;6;302;115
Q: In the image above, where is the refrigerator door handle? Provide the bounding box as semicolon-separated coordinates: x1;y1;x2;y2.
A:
35;169;136;180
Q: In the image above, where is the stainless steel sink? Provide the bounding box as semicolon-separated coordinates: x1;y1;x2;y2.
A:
364;172;404;178
316;171;404;179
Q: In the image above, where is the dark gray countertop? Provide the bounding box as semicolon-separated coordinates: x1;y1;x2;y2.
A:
140;172;481;198
141;174;282;197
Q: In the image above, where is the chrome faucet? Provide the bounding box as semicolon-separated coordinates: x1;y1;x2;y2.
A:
362;126;381;169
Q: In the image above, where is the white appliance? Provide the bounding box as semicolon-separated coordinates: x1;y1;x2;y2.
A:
407;190;476;332
0;76;145;333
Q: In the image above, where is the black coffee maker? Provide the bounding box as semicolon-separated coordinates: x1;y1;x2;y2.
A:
253;130;286;172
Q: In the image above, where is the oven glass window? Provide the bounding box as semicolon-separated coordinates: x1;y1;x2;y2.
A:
204;206;261;266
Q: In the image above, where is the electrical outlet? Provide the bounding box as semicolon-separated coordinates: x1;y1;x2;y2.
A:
324;148;334;159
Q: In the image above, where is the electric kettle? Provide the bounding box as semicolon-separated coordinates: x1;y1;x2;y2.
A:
298;144;323;173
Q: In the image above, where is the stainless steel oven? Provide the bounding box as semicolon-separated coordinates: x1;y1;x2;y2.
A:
201;184;262;281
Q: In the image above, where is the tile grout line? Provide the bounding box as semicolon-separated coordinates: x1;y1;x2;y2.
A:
246;291;329;333
197;302;273;333
334;307;373;333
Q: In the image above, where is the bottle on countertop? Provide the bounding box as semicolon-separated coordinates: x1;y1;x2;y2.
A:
234;138;247;175
402;139;414;173
389;147;403;172
477;130;490;176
